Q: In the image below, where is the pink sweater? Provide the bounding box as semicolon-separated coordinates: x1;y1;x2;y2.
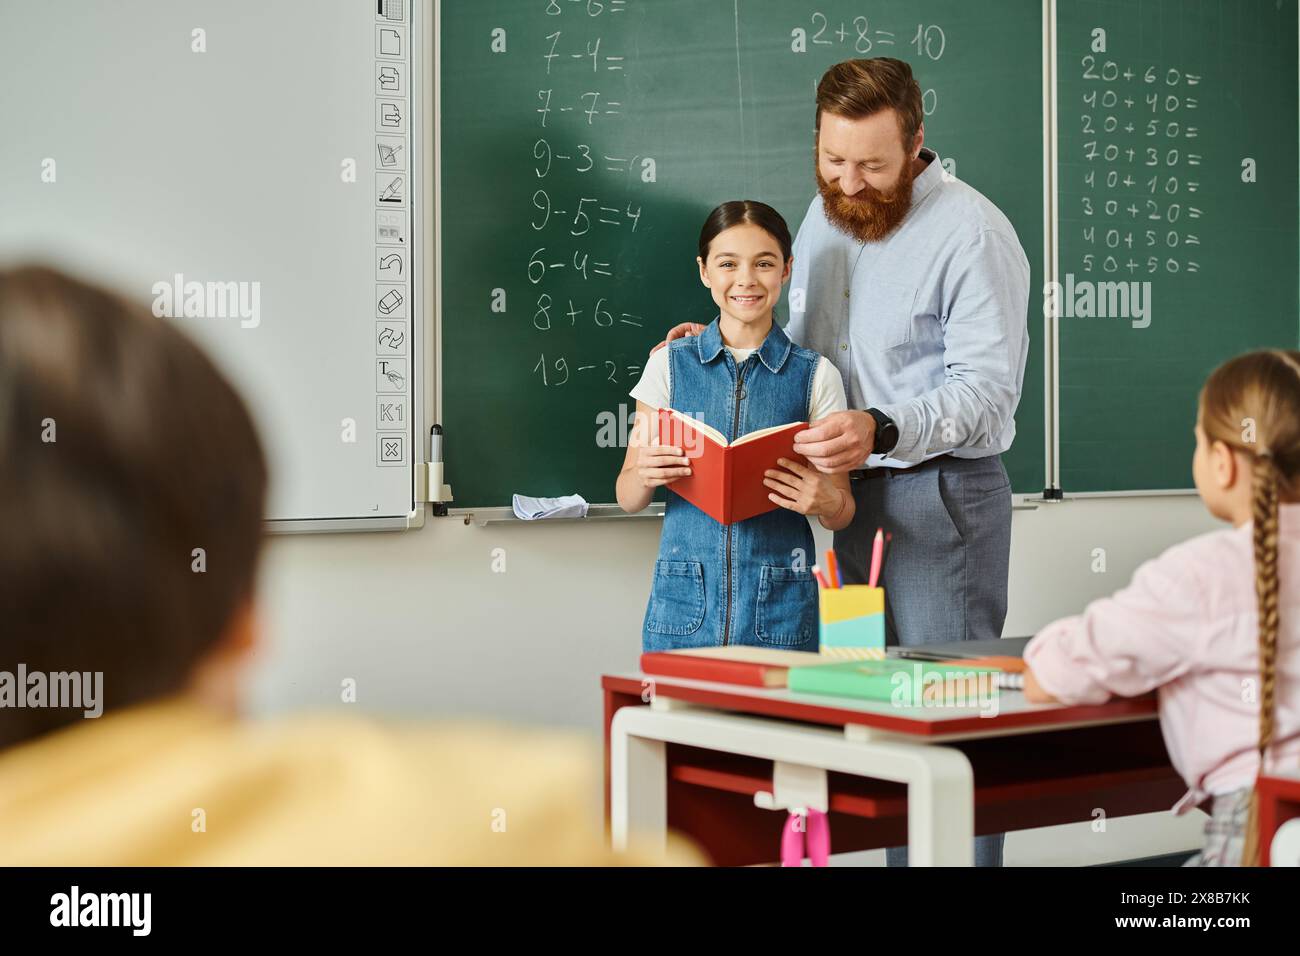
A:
1025;504;1300;813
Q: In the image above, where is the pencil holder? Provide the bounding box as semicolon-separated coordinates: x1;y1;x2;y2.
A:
818;585;886;660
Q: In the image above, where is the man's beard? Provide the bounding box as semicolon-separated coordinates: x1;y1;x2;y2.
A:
815;157;917;243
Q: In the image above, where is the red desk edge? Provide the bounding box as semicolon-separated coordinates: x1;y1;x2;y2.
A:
601;673;1159;737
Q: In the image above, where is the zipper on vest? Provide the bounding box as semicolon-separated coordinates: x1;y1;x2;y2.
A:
722;358;750;647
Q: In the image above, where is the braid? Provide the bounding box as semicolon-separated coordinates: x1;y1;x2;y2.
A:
1241;452;1280;866
1201;349;1300;866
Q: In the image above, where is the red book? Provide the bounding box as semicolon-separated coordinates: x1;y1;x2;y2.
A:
640;647;827;688
657;408;809;524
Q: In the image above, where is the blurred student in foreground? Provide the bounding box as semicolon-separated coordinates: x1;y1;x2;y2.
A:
0;265;700;866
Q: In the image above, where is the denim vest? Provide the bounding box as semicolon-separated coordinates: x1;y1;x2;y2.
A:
642;319;821;652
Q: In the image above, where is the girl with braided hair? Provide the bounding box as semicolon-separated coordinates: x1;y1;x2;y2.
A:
1023;350;1300;866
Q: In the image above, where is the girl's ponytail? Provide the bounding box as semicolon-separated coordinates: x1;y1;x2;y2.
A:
1242;451;1281;866
1200;348;1300;866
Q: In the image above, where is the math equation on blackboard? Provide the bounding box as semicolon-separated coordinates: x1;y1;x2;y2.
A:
525;0;655;389
1072;50;1204;279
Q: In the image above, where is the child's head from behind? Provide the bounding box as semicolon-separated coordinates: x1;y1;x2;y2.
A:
1196;348;1300;865
696;201;793;331
0;266;268;749
1195;350;1300;523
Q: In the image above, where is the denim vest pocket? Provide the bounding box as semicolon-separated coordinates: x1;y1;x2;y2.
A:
645;559;706;636
755;565;817;647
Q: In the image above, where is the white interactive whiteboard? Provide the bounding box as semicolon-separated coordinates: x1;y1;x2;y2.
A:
0;0;427;531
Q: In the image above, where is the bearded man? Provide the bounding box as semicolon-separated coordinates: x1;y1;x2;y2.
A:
660;57;1031;867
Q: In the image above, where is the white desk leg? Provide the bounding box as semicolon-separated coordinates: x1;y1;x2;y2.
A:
611;707;974;864
842;728;974;866
897;745;974;866
610;707;667;852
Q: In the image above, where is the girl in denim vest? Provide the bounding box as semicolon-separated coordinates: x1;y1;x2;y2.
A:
617;201;854;651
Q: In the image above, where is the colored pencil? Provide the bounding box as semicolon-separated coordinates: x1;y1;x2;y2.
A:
867;528;884;587
824;548;841;588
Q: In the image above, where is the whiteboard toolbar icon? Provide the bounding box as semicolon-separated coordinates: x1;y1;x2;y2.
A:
376;25;407;60
376;62;405;96
376;358;407;393
376;136;406;171
376;248;405;281
375;321;408;356
376;172;406;206
376;100;406;134
376;285;407;319
377;0;405;24
377;432;406;466
376;208;406;245
376;396;409;429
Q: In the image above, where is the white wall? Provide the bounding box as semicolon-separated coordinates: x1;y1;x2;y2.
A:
250;494;1219;725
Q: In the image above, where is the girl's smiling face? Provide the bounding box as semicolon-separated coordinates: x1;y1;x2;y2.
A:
696;223;791;329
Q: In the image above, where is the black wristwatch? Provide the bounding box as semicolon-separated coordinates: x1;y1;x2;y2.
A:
865;407;899;455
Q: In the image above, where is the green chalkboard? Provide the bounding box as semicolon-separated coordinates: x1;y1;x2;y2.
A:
440;0;1046;509
1056;0;1298;492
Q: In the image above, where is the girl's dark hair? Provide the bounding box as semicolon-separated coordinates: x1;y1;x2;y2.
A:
0;265;268;748
697;200;793;264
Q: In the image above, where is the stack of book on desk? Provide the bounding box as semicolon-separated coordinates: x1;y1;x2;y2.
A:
640;646;1026;701
640;647;819;688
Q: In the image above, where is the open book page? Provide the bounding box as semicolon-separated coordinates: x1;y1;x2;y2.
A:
660;410;804;449
731;421;807;446
660;409;727;448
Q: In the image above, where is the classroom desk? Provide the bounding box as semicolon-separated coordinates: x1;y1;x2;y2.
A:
603;673;1185;866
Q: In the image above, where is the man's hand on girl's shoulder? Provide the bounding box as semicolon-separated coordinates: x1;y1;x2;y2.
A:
649;322;707;355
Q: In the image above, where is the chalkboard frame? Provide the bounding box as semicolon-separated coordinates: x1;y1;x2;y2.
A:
433;0;1057;518
1045;0;1300;502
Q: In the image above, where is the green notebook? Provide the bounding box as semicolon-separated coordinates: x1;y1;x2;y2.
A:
788;659;1001;707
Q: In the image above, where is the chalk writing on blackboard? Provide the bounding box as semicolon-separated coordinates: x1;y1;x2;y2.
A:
1075;52;1203;277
